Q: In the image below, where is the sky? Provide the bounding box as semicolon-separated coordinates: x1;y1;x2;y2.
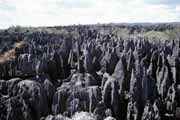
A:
0;0;180;29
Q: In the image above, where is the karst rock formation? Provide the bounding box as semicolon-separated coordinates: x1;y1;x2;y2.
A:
0;24;180;120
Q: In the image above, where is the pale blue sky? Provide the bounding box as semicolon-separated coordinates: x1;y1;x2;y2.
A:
145;0;180;5
0;0;180;29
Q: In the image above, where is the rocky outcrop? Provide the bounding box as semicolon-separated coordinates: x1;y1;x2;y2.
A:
52;83;102;117
1;26;180;120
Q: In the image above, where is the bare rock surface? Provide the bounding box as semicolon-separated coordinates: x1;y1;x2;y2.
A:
0;24;180;120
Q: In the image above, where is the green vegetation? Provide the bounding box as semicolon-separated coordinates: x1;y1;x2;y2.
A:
143;28;180;41
3;23;180;41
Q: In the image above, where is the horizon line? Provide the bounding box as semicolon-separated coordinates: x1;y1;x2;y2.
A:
1;21;180;30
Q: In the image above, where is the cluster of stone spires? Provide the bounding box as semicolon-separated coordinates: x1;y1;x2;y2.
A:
0;27;180;120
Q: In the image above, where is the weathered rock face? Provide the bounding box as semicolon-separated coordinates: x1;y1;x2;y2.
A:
16;80;49;120
17;54;34;75
52;83;102;117
1;26;180;120
44;114;70;120
0;80;7;95
43;112;97;120
102;76;121;119
7;78;22;97
141;102;160;120
43;79;56;112
70;73;99;87
0;79;50;120
177;85;180;107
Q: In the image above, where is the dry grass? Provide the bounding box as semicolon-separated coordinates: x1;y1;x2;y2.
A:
0;49;15;63
14;41;25;48
0;41;25;64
